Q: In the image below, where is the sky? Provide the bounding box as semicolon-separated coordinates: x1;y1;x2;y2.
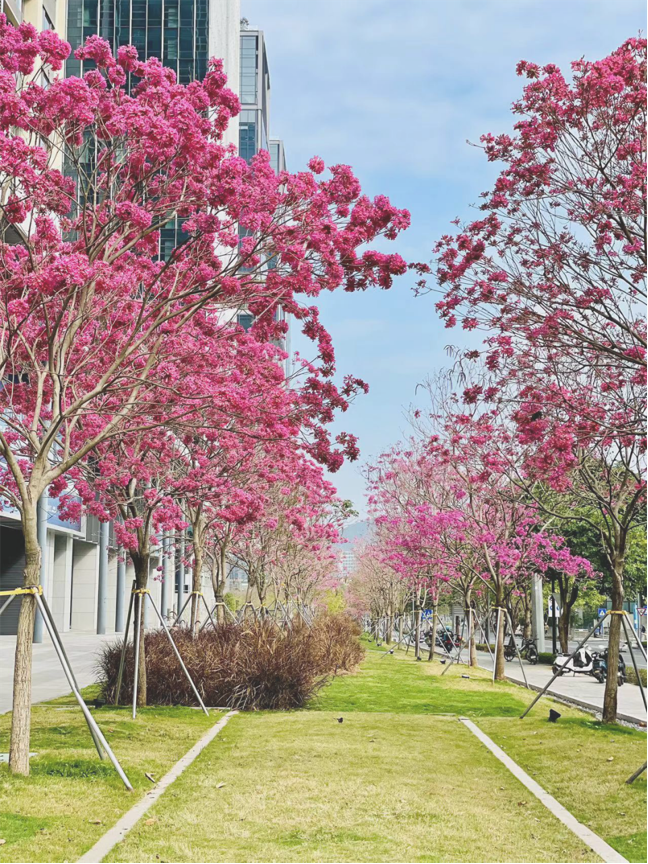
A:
243;0;645;516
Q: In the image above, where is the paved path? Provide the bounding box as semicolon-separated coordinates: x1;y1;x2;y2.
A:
0;632;116;714
474;649;647;725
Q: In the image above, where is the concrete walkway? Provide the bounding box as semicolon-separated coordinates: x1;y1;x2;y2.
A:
0;632;117;714
475;649;647;725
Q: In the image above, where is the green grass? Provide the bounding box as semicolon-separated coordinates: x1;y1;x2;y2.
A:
107;711;594;863
0;690;216;863
479;714;647;863
1;642;645;863
311;641;527;716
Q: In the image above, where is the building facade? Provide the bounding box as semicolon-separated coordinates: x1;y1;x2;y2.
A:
3;0;66;35
236;24;291;382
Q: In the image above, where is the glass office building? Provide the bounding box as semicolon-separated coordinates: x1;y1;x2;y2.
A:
238;29;270;164
66;0;209;84
66;0;210;256
236;27;290;373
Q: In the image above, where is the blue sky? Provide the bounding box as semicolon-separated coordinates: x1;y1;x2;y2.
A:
243;0;645;515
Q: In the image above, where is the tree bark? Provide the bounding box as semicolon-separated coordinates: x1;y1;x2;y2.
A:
385;602;393;645
523;600;532;641
189;545;203;634
558;607;572;654
494;583;506;681
9;505;40;776
602;560;624;723
428;605;438;661
467;590;477;667
414;602;422;660
133;554;149;707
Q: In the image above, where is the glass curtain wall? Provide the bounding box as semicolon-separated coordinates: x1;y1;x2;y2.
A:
66;0;209;257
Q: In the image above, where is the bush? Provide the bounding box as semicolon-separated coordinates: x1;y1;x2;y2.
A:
97;613;363;711
626;666;647;688
309;611;364;673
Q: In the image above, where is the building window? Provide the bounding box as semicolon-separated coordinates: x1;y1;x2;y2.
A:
237;313;254;332
240;35;257;104
239;110;257;163
67;0;209;84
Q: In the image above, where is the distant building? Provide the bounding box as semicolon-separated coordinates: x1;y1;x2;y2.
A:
337;546;358;583
335;521;371;582
236;23;290;377
4;0;65;35
65;0;241;258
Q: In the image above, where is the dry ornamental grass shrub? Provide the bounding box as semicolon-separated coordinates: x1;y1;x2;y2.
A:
97;613;364;710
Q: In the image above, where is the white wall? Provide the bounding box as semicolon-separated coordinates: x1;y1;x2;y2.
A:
209;0;240;151
70;540;99;632
50;533;73;632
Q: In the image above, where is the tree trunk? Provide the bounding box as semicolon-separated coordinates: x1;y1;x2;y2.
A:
523;601;532;641
217;542;228;623
494;584;506;681
209;558;222;623
428;605;438;661
602;562;624;724
467;591;477;667
385;604;393;645
558;607;571;654
414;602;422;660
189;545;203;634
133;555;149;708
9;506;40;776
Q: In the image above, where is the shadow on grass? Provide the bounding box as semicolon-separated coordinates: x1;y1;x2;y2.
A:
0;811;50;844
30;757;118;781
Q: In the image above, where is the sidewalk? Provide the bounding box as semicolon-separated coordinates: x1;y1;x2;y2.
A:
0;632;116;714
475;649;647;726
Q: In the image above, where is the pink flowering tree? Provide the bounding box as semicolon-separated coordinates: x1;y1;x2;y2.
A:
421;41;645;720
346;537;413;642
231;458;343;612
427;39;646;443
0;19;409;774
368;390;595;677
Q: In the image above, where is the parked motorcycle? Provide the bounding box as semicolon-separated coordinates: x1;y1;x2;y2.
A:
593;647;626;686
432;629;460;654
552;647;626;685
504;635;538;664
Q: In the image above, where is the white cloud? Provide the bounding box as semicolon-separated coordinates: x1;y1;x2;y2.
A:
244;0;643;177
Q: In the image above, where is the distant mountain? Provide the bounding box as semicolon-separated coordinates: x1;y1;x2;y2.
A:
339;520;372;544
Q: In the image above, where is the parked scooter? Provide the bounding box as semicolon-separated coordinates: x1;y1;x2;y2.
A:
593;647;627;686
552;646;626;685
431;629;460;654
504;635;538;664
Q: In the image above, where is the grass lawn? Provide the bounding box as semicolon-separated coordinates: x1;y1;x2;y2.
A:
0;687;215;863
105;645;645;863
108;711;593;864
1;644;645;863
479;714;647;862
311;641;527;716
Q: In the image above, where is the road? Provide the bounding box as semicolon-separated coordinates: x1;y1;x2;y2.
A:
396;632;646;725
473;648;646;725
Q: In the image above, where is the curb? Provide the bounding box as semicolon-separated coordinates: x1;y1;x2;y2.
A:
78;710;238;863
